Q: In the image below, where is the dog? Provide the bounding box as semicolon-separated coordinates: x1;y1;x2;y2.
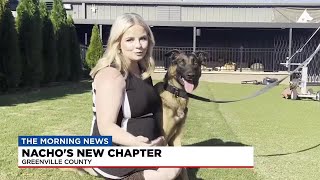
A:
281;87;292;99
281;78;300;99
154;49;206;180
155;49;205;145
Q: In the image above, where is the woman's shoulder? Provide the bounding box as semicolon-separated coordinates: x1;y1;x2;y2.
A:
93;67;125;89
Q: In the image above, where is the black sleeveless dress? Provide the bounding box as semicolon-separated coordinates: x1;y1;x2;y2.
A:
90;72;162;179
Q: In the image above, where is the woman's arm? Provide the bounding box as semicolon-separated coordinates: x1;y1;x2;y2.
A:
94;67;149;146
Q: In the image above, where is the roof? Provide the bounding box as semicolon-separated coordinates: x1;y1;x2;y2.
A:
62;0;320;7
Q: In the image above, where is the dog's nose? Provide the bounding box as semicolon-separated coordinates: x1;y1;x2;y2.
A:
186;73;195;79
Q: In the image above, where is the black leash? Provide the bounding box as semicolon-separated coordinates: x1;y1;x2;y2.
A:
256;143;320;157
187;78;282;103
187;43;320;103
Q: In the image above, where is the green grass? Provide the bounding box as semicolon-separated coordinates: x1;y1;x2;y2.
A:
1;81;320;180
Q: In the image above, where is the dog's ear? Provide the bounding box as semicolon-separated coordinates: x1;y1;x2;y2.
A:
165;49;181;62
195;51;208;65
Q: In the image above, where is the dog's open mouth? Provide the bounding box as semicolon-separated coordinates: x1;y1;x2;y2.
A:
181;77;194;93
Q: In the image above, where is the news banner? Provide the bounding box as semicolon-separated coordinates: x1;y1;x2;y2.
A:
18;136;254;168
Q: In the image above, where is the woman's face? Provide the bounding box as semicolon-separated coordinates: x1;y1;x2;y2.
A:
120;25;149;62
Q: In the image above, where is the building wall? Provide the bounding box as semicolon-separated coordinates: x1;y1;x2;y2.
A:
181;7;272;22
69;3;85;19
68;5;274;23
64;3;320;28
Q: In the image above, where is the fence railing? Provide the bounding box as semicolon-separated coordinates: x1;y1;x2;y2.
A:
153;46;288;72
80;45;320;83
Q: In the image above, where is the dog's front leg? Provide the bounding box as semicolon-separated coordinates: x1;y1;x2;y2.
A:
180;168;189;180
169;129;181;146
168;120;186;146
171;107;188;146
174;168;189;180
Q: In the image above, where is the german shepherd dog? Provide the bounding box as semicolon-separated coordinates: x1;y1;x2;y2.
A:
154;50;206;179
155;49;206;146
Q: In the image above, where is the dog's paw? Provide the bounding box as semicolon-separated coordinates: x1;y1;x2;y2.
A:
178;111;185;118
174;109;185;121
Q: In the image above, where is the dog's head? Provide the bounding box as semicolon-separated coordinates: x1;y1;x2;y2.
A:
164;49;207;93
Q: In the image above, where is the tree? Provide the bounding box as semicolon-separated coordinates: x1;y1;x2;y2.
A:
0;0;22;89
67;15;82;81
86;25;104;70
39;0;57;83
16;0;43;87
50;0;70;81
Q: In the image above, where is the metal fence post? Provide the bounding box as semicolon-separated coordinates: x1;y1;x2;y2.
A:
193;27;196;52
99;24;103;40
288;28;292;72
240;46;243;72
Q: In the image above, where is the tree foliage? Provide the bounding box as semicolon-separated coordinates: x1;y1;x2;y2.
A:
86;25;104;70
39;0;58;83
50;0;70;81
67;15;82;81
16;0;43;87
0;0;22;89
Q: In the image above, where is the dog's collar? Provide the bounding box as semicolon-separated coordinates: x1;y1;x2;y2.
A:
164;83;188;99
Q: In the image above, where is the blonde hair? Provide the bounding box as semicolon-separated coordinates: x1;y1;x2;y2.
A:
90;13;155;79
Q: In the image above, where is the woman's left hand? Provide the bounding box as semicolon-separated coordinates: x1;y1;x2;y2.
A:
149;136;165;146
136;135;150;143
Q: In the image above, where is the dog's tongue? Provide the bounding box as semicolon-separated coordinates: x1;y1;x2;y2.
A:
182;78;194;93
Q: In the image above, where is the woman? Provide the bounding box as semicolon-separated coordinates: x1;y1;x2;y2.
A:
89;13;182;180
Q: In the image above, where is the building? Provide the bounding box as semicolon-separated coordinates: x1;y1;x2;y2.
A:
11;0;320;83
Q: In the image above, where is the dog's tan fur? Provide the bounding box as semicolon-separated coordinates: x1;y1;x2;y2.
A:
155;66;189;146
281;79;300;99
154;50;205;180
154;51;204;146
281;88;291;99
155;70;190;180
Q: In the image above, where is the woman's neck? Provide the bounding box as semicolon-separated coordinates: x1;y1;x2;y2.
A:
127;61;141;77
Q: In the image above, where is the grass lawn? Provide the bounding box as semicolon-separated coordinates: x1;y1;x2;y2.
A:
1;80;320;180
